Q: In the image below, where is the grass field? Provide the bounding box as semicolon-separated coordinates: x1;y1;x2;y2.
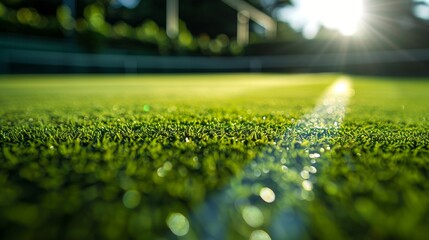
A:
0;74;428;239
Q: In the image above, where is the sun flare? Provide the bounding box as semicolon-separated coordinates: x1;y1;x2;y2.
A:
279;0;365;38
321;0;364;36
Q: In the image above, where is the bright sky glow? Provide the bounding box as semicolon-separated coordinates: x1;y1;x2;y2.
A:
413;0;429;20
278;0;364;39
117;0;140;9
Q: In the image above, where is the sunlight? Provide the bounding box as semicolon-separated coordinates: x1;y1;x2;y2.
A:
332;78;352;95
321;0;363;36
278;0;364;38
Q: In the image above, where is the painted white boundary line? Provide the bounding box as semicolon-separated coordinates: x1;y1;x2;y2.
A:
166;77;354;239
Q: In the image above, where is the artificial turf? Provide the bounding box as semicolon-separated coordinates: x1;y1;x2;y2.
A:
0;74;428;239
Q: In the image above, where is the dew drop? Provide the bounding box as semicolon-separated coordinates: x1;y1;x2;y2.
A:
250;230;271;240
157;167;167;177
163;161;172;171
259;187;275;203
166;213;189;236
281;165;288;172
302;180;313;191
242;206;264;228
122;190;141;209
300;170;310;179
254;169;262;178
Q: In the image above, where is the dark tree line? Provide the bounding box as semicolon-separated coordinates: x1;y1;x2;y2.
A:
1;0;428;38
1;0;429;55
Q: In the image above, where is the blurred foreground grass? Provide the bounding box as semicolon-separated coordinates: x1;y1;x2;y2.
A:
0;74;428;239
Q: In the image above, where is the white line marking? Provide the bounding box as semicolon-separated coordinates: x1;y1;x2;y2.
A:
176;77;354;239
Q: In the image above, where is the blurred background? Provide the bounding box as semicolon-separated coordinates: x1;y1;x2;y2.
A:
1;0;429;74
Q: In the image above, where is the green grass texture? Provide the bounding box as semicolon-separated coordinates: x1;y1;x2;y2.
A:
0;74;428;239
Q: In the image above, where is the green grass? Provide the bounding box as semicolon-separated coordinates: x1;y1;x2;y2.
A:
0;74;428;239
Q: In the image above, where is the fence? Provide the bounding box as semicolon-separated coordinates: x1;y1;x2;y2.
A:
1;45;429;74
